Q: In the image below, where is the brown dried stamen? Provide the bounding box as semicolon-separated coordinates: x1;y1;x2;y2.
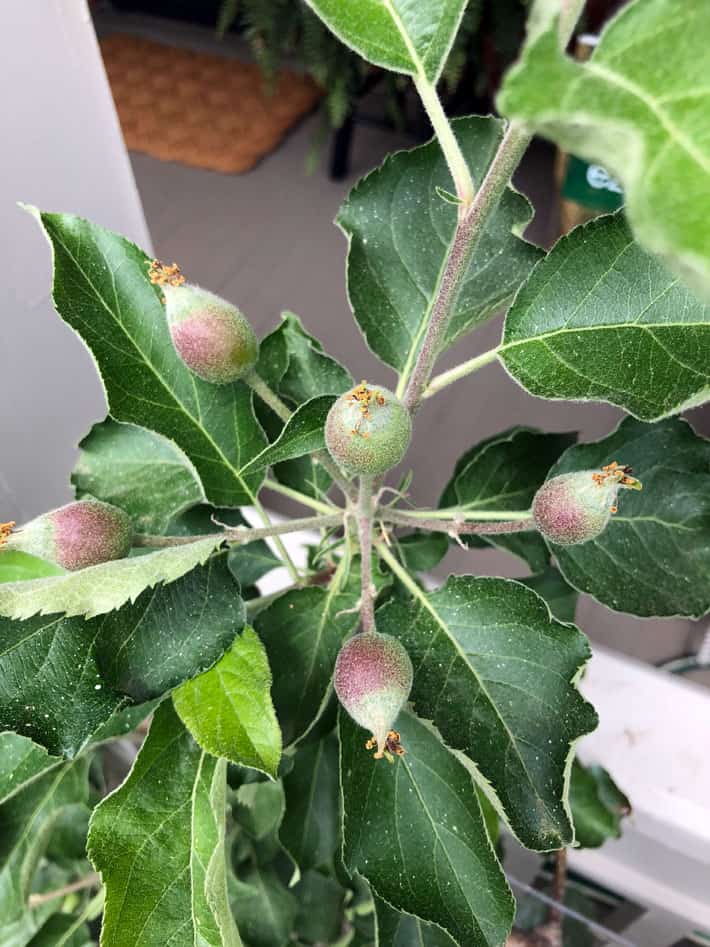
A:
0;521;15;547
592;460;642;491
365;729;406;764
147;259;186;288
346;381;386;437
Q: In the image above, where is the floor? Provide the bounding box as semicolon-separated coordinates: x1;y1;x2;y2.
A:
95;7;710;679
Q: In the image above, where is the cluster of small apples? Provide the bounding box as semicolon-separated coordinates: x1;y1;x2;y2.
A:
1;260;642;763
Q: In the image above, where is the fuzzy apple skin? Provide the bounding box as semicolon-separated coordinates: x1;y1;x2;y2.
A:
164;283;257;384
334;632;413;756
533;471;620;545
325;383;412;476
7;499;132;570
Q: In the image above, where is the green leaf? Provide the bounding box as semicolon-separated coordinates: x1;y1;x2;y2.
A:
303;0;467;83
0;536;220;620
374;895;457;947
72;419;204;534
93;555;245;701
229;865;298;947
88;701;242;947
26;914;93;947
548;415;710;617
377;577;597;850
521;567;578;624
34;210;266;507
280;734;340;871
228;543;282;589
340;710;514;947
173;627;282;777
497;0;710;298
255;313;351;500
440;426;575;570
0;552;64;584
241;395;335;474
0;733;61;806
0;613;124;757
293;870;346;943
254;566;362;746
0;759;89;928
338;117;541;374
395;532;449;573
569;759;630;849
500;214;710;420
233;780;285;841
256;312;352;406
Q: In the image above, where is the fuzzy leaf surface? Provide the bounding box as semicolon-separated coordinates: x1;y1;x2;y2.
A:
548;416;710;617
72;419;204;534
0;612;124;757
280;734;340;870
498;0;710;297
339;117;541;374
569;759;630;849
241;395;335;474
303;0;467;82
377;577;597;850
440;426;575;570
88;701;241;947
254;567;362;746
0;537;220;620
93;555;245;701
173;627;281;777
340;710;514;947
35;210;266;506
501;214;710;420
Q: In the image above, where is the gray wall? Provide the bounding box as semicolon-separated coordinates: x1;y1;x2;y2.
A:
0;0;151;523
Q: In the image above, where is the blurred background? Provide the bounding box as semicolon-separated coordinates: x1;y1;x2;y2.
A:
1;0;708;677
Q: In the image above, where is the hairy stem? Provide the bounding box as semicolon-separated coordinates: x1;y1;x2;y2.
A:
245;369;355;501
262;478;337;515
382;508;534;535
549;848;568;927
133;513;343;548
423;345;501;399
402;0;587;412
414;76;474;209
402;121;532;413
357;475;376;633
28;872;100;908
389;507;532;522
244;368;291;423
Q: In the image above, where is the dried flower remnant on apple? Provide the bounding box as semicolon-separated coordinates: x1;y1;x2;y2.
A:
325;382;412;476
334;631;413;762
533;461;642;546
0;521;15;548
3;499;132;570
149;259;258;385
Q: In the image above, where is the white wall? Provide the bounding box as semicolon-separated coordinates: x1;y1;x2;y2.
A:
0;0;152;523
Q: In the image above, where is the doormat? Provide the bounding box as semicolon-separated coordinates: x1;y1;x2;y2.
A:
100;33;322;173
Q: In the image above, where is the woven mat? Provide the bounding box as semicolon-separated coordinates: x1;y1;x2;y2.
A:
100;33;321;174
